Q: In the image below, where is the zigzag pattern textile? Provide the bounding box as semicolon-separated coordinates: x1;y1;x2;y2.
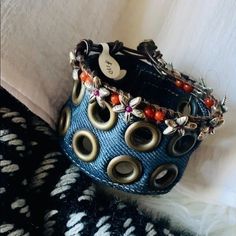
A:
0;88;192;236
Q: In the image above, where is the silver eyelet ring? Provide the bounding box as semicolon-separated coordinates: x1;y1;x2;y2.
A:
167;132;197;157
107;155;142;184
88;101;117;131
125;121;161;152
177;96;197;116
72;79;85;105
72;130;99;162
150;164;178;190
58;106;71;136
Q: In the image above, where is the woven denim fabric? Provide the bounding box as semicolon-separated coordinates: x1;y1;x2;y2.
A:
59;57;209;195
0;88;194;235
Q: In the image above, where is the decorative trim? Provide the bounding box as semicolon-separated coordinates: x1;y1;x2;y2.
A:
69;40;227;141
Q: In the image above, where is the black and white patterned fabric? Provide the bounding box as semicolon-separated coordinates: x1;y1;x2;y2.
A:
0;88;192;236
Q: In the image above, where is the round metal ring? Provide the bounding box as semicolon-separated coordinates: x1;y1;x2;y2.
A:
125;121;161;152
150;164;178;190
167;132;197;157
72;130;99;162
58;106;71;136
72;79;85;105
177;96;198;116
88;101;117;131
107;155;142;184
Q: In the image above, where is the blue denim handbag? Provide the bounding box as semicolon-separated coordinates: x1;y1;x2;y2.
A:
58;40;226;195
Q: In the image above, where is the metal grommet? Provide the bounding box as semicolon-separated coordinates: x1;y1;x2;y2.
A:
150;164;178;190
107;155;142;184
72;79;85;105
72;130;99;162
177;96;198;116
125;121;161;152
88;101;117;131
167;132;197;157
58;106;71;136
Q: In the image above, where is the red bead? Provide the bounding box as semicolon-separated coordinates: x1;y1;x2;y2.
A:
111;93;120;105
175;79;184;88
144;106;155;119
154;110;165;122
183;83;193;93
80;71;91;83
204;97;214;109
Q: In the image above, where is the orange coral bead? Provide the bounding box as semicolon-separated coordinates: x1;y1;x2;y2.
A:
175;79;184;88
204;97;214;109
144;106;155;119
183;83;193;93
80;71;91;83
154;110;165;122
111;93;120;105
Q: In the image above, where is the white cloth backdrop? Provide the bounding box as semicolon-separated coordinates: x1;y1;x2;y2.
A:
1;0;236;216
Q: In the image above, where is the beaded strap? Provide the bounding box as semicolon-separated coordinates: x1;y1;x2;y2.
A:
70;39;227;140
